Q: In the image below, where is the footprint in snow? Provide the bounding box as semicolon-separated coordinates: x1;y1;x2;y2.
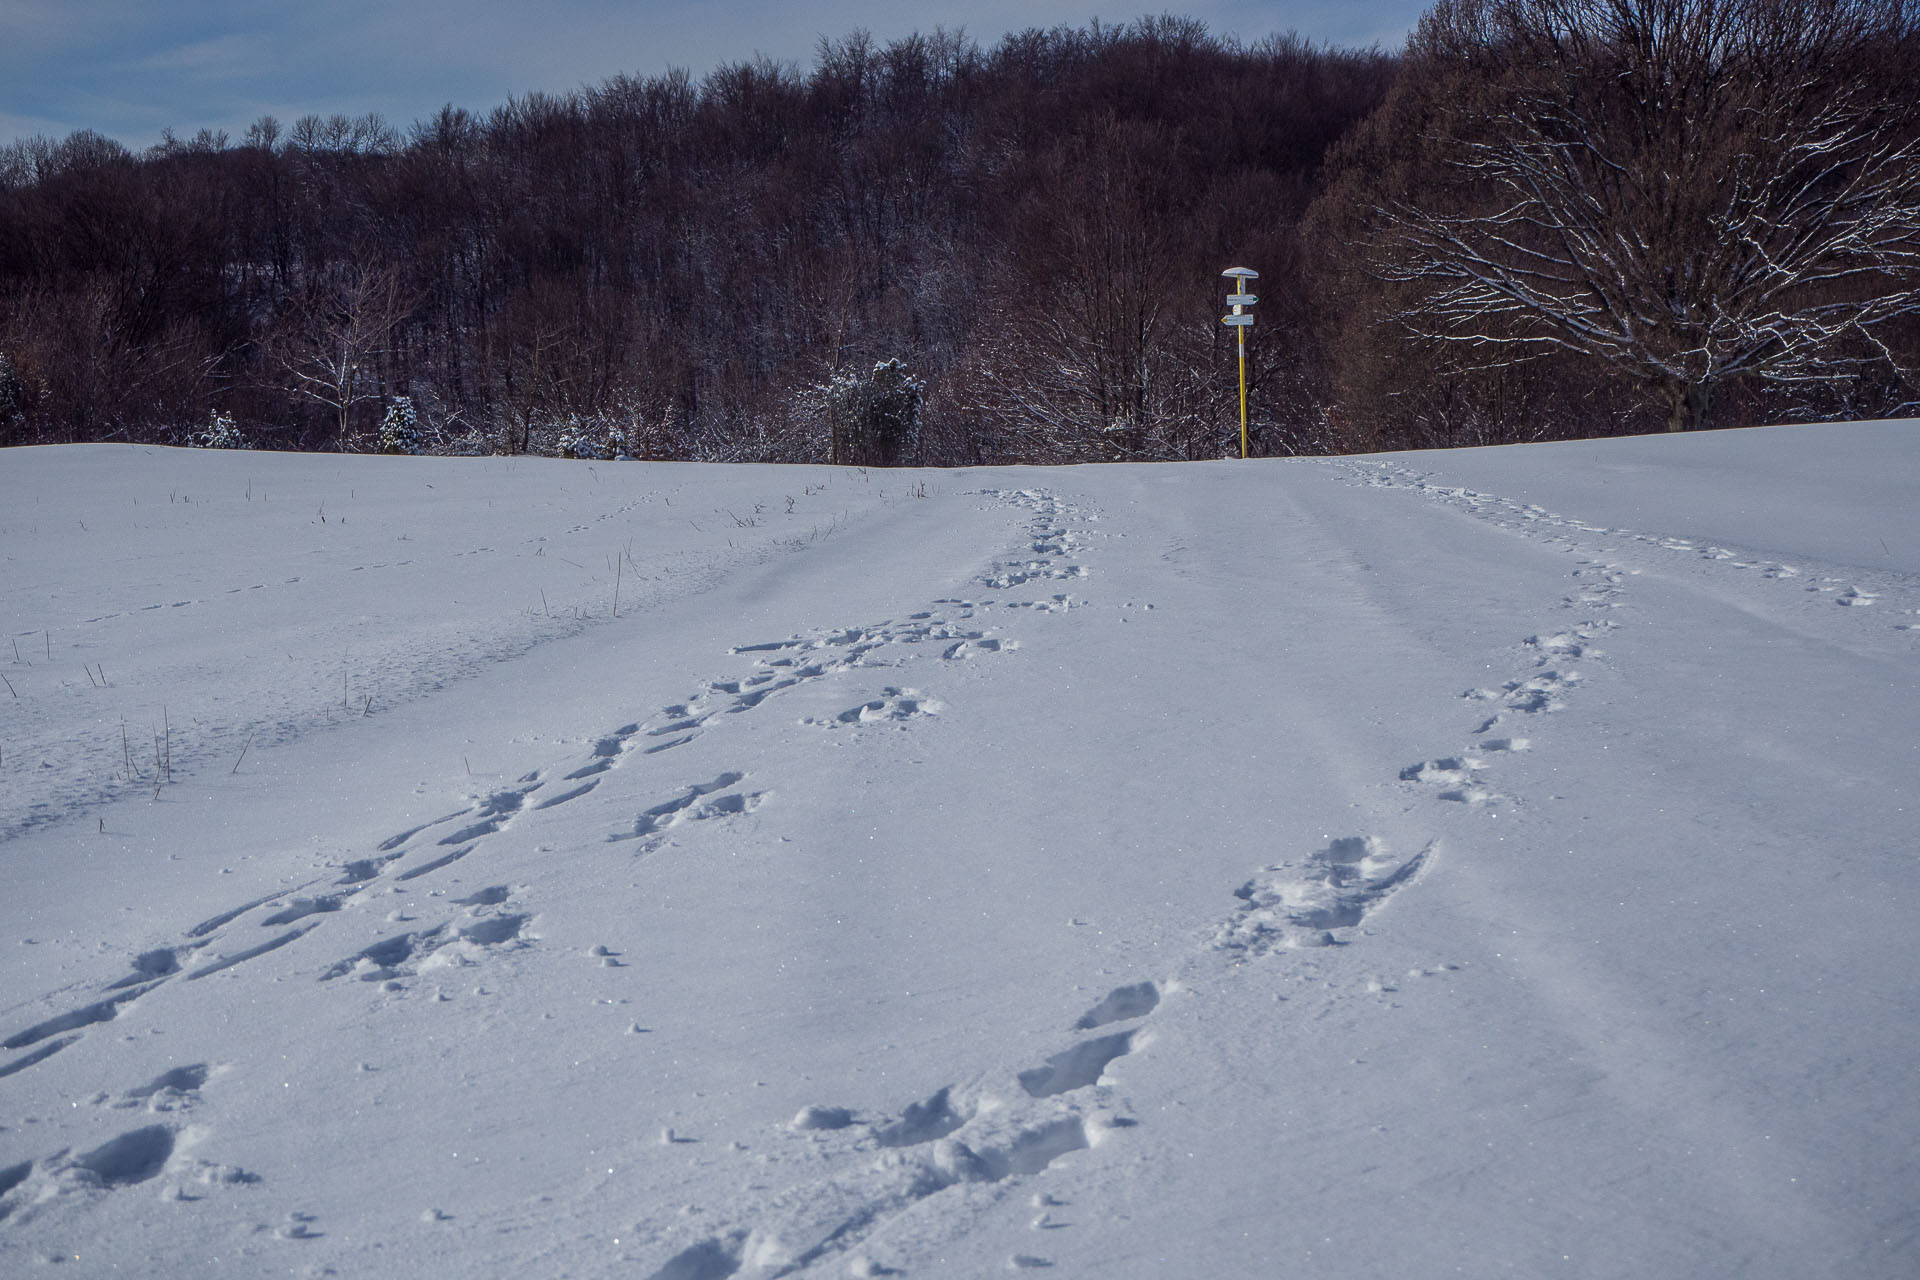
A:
99;1063;212;1113
1400;757;1502;805
1215;836;1432;954
807;687;943;729
656;972;1151;1277
610;772;766;846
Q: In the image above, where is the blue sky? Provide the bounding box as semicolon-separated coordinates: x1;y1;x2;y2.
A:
0;2;1426;148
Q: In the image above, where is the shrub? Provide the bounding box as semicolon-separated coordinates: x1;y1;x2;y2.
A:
823;358;923;467
192;409;247;449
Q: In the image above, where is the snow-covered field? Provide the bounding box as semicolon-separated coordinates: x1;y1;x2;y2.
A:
2;424;1915;1278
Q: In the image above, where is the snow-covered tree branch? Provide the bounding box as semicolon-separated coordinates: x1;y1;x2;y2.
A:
1369;0;1920;431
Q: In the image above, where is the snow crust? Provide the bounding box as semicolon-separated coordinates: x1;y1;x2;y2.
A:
2;423;1916;1277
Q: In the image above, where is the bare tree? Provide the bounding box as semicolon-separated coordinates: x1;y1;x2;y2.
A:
961;119;1225;461
1368;0;1920;431
276;267;412;444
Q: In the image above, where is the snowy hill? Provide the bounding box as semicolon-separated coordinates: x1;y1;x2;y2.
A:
2;424;1916;1278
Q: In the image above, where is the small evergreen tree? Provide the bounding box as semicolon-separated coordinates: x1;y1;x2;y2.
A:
555;413;628;460
555;414;599;459
192;408;247;449
825;358;923;466
378;396;421;454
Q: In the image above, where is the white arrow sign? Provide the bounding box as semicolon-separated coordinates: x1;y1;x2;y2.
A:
1222;314;1255;326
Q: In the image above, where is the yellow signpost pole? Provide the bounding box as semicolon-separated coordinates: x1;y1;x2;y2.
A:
1236;322;1248;460
1221;267;1258;459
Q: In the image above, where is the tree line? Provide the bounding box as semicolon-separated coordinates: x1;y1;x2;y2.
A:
2;4;1916;463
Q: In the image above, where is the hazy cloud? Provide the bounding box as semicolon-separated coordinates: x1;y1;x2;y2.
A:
138;33;276;77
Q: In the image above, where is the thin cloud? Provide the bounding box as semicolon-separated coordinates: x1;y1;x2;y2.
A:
138;33;275;78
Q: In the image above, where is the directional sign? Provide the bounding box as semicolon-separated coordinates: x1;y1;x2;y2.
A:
1222;268;1258;459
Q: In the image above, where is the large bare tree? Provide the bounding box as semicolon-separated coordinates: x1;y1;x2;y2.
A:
275;266;413;444
1370;0;1920;431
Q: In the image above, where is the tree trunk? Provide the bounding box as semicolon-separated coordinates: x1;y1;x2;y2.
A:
1660;379;1714;433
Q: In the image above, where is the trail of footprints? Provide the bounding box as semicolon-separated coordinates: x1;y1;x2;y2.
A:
0;488;1088;1239
1347;460;1914;628
1;480;1600;1269
0;494;1069;1077
644;982;1159;1280
1208;493;1635;968
3;481;1436;1265
635;492;1455;1278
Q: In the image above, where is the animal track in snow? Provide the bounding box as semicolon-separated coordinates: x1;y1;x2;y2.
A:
728;612;1004;685
812;687;945;728
455;912;532;947
1215;837;1432;954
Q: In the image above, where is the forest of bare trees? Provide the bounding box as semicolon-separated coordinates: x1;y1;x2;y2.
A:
2;5;1917;462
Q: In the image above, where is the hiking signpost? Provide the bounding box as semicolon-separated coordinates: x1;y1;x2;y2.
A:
1222;267;1258;459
